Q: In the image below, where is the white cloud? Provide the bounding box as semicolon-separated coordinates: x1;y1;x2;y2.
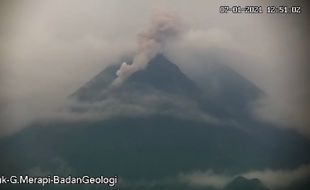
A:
243;164;310;189
180;164;310;189
179;170;231;189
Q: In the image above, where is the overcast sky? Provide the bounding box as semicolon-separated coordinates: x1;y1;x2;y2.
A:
0;0;309;136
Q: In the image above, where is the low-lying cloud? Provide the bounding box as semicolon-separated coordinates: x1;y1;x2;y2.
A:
50;89;220;126
180;164;310;189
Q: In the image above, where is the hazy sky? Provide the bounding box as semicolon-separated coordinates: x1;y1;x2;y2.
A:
0;0;309;136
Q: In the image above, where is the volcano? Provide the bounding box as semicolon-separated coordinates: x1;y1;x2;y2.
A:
72;54;262;120
0;55;309;190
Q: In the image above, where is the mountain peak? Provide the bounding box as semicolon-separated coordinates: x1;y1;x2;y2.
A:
148;54;178;69
73;54;202;101
124;54;201;96
224;176;270;190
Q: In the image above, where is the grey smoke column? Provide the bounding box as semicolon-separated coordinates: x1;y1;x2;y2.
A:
113;10;183;85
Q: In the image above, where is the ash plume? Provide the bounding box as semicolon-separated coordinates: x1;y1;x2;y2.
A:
113;10;184;85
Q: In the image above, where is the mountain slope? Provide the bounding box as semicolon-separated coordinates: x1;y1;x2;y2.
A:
71;64;120;101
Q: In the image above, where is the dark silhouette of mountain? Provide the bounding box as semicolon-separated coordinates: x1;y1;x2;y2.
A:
224;176;270;190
